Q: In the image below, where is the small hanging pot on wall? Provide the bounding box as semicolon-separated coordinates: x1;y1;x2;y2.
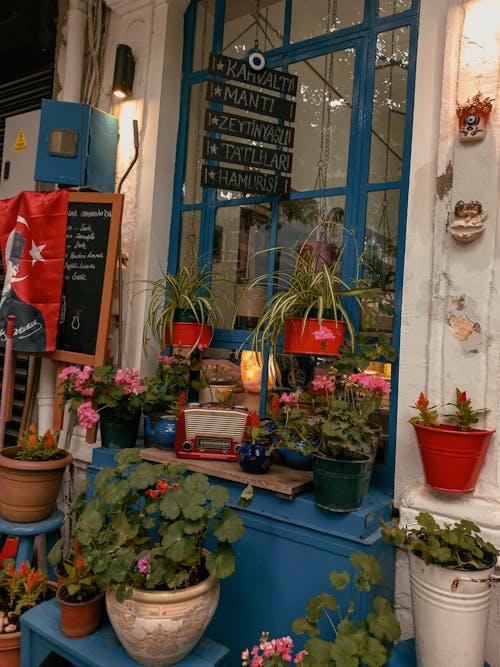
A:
456;92;494;142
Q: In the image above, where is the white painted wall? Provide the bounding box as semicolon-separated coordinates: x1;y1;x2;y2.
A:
396;1;500;664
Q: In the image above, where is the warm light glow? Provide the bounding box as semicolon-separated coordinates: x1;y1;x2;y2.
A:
461;0;500;81
240;351;276;393
113;89;127;99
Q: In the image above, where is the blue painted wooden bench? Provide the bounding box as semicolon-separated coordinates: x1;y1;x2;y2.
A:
21;598;230;667
0;509;64;579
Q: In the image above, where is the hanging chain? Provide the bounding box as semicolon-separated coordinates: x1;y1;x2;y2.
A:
187;0;209;264
317;0;337;241
254;0;261;48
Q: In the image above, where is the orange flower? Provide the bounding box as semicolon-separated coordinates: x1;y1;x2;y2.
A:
75;555;84;570
26;571;42;589
271;394;280;415
7;563;15;577
28;434;37;446
28;424;36;434
416;392;428;409
19;561;30;577
457;391;467;404
44;430;55;447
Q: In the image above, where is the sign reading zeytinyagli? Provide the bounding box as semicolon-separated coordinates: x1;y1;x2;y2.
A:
204;110;295;148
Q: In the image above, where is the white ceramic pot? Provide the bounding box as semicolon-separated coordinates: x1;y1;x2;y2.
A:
105;575;220;666
409;551;495;667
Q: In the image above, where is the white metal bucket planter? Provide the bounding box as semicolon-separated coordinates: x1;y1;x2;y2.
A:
409;552;496;667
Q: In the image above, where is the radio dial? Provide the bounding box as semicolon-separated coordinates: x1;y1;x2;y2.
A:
182;441;193;451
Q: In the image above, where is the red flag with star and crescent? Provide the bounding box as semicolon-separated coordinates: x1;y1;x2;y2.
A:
0;190;68;352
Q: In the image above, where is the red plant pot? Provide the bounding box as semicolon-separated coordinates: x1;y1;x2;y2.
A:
412;423;495;493
283;318;345;355
165;322;213;349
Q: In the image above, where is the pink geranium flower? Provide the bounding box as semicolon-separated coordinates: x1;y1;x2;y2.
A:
312;325;335;341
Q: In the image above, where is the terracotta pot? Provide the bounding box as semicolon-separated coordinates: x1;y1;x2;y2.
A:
0;630;20;667
412;423;494;493
283;318;345;355
0;446;73;522
106;575;220;666
165;322;213;349
56;585;105;638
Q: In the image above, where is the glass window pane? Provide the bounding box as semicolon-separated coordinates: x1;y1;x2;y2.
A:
277;195;346;265
379;0;412;18
290;49;355;192
369;27;409;183
193;0;215;72
290;0;364;42
223;0;284;57
362;189;400;332
179;210;201;267
184;82;207;206
213;203;272;330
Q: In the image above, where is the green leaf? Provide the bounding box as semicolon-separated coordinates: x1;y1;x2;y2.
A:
366;597;401;642
213;507;245;543
205;542;236;579
329;570;350;590
360;637;389;667
238;484;254;508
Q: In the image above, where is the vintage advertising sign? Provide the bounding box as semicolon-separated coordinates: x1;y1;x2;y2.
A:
208;52;298;96
203;137;293;174
201;165;291;197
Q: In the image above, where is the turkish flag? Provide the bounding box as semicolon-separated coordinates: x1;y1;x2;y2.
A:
0;190;68;352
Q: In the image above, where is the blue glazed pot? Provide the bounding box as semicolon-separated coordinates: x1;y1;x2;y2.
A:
143;414;177;449
278;442;313;471
237;441;273;474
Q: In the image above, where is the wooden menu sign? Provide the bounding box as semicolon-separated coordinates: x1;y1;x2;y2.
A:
201;164;291;197
207;80;296;122
203;137;293;173
208;53;298;96
43;192;123;366
204;109;295;148
203;53;298;197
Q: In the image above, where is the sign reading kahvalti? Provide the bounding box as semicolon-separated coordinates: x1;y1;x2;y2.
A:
202;52;298;197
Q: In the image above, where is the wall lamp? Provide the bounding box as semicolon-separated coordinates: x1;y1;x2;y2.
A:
112;44;135;99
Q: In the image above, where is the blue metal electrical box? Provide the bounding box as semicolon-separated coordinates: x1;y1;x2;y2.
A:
34;99;118;192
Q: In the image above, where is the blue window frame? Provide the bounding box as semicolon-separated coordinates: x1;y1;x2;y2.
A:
168;0;420;493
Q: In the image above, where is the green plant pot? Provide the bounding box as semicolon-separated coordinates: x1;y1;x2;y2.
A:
99;410;141;449
312;452;372;512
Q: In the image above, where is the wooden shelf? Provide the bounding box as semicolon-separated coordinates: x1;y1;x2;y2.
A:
140;448;313;500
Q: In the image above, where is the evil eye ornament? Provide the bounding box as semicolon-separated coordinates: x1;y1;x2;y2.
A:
248;48;266;71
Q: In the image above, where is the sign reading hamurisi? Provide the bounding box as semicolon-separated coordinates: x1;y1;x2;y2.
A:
202;52;298;197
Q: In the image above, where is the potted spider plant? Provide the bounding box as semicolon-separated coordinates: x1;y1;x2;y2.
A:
142;259;220;352
246;240;378;360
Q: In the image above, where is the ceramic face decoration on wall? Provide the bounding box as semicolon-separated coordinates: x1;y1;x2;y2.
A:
456;93;494;142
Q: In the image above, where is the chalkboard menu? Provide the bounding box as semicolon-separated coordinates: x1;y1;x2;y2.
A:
44;192;123;365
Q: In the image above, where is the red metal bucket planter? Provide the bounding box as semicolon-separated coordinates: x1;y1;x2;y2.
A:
165;322;213;349
412;423;494;493
283;318;345;355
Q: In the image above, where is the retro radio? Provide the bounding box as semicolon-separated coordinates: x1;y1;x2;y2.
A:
174;405;250;461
